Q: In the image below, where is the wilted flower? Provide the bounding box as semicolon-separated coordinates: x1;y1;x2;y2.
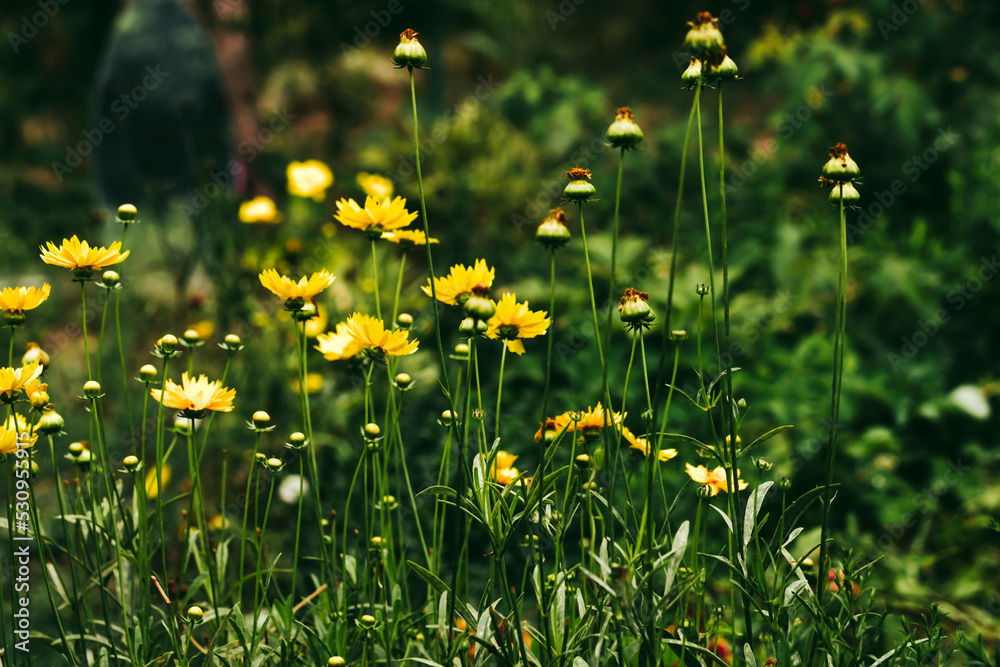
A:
684;12;725;58
239;196;283;224
563;166;596;202
619;287;655;331
821;143;861;182
606;107;644;150
535;208;571;249
287;160;334;201
392;29;427;69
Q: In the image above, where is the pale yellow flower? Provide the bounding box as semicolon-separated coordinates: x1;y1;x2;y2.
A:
0;360;43;402
356;172;394;200
343;313;418;357
39;236;129;275
622;426;677;462
287;160;334;201
333;196;418;233
0;284;50;313
239;196;283;224
259;269;335;301
421;259;495;306
685;463;748;496
380;230;439;247
150;372;236;418
315;323;364;361
486;292;550;355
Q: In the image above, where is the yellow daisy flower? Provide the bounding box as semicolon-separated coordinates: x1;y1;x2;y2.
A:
39;236;129;278
494;466;522;486
486;292;550;355
315;323;365;361
343;313;419;358
0;360;43;403
380;229;439;248
333;196;419;233
685;463;748;496
239;196;283;224
146;463;171;499
0;284;51;314
573;404;624;432
150;372;236;418
421;259;495;306
0;417;37;456
356;172;394;201
492;451;521;486
259;269;335;305
287;160;334;201
622;426;677;462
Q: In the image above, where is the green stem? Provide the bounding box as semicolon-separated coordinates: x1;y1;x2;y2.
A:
540;251;556;422
370;238;382;320
392;250;407;325
80;282;92;380
495;344;508;442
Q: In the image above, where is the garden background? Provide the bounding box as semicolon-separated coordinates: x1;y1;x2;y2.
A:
1;0;999;657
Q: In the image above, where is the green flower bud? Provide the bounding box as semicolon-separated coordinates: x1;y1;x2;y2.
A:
535;208;572;249
704;49;738;81
563;166;596;202
439;410;454;426
369;536;384;549
359;614;377;629
452;343;470;360
139;364;157;382
101;270;120;288
117;203;138;223
395;373;412;389
574;454;590;470
83;380;102;399
221;334;244;352
328;657;347;667
123;455;140;471
186;605;204;623
182;329;203;347
606;107;644;150
156;334;179;356
463;294;495;321
681;58;703;86
36;408;65;435
396;313;413;329
829;181;861;204
822;143;861;182
392;29;427;69
252;411;271;429
364;423;381;439
286;431;308;449
684;12;725;58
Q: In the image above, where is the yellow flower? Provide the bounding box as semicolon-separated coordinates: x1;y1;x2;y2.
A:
150;372;236;418
356;172;394;201
146;463;171;499
315;323;364;361
685;463;748;496
421;259;495;306
259;269;335;302
495;450;518;470
0;360;43;402
292;372;325;395
622;426;677;462
39;236;129;276
343;313;419;358
0;284;51;313
495;466;522;486
486;292;550;355
239;196;283;223
333;196;419;233
287;160;334;201
381;229;439;248
574;404;624;432
0;417;37;455
23;377;48;408
492;451;522;485
304;303;328;338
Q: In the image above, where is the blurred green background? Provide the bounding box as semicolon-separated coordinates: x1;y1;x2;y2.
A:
1;0;998;643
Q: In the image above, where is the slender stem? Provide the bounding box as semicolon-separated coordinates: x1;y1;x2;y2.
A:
391;250;407;325
695;90;722;373
238;432;263;606
605;147;626;351
540;251;556;422
818;187;848;601
370;238;382;320
80;282;92;380
495;344;508;441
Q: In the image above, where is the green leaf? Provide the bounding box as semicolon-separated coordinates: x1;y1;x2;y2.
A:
739;425;794;457
407;560;451;596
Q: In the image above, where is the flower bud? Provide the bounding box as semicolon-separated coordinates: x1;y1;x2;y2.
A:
364;423;381;439
186;606;204;623
754;457;773;471
36;408;65;435
174;416;195;436
392;29;427;69
574;454;590;470
669;329;689;341
396;313;413;329
458;317;477;336
123;455;140;471
829;181;861;204
156;334;178;355
463;294;495;321
453;343;470;360
381;495;398;509
221;334;244;352
117;203;138;223
618;288;655;328
22;342;49;368
287;432;308;449
395;373;412;389
705;49;739;81
328;657;347;667
696;483;714;498
68;441;86;456
29;389;49;409
83;380;102;399
139;364;157;382
439;410;454;426
778;477;792;491
822;143;860;181
695;284;710;296
369;536;384;549
252;411;271;429
606;107;644;150
182;329;203;347
265;457;284;472
293;301;317;322
563;166;596;202
359;614;377;629
684;12;725;58
681;58;703;86
101;270;120;288
536;208;572;250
